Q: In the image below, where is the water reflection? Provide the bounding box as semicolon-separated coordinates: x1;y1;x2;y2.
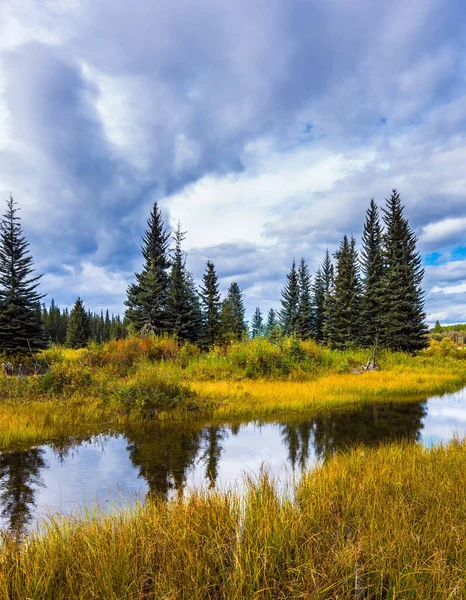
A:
0;448;46;537
1;388;465;534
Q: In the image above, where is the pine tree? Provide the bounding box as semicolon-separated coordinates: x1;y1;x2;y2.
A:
265;308;282;342
314;251;334;344
380;190;428;352
280;260;300;336
125;202;171;335
329;236;361;348
104;309;111;342
297;258;313;339
199;260;221;347
66;298;90;349
432;320;442;334
221;282;247;341
360;199;385;346
251;307;264;338
0;196;47;354
166;223;202;343
311;269;325;342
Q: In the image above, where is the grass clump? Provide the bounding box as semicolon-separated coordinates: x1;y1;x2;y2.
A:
1;440;466;598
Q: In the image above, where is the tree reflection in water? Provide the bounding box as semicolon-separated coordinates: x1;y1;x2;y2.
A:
0;400;428;534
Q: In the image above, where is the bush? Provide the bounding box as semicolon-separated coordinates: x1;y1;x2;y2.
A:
115;370;197;417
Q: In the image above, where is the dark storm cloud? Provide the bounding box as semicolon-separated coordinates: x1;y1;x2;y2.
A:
0;0;465;317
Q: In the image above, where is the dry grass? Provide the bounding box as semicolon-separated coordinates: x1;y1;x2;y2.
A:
192;368;466;419
1;440;466;598
0;337;465;450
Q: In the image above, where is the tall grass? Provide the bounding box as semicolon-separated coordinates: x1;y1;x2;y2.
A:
1;440;466;598
0;336;465;450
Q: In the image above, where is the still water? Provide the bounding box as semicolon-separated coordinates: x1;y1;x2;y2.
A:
1;386;465;535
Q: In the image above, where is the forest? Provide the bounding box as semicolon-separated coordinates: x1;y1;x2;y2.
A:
0;189;429;359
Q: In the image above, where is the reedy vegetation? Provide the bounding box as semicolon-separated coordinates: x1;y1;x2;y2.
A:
1;441;466;599
0;335;465;450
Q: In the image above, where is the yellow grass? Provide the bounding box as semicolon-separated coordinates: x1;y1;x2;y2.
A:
192;369;466;418
1;440;466;598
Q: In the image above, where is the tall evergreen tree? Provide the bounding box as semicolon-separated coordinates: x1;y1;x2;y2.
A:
311;268;325;342
297;258;313;339
328;235;361;348
199;260;221;347
0;196;47;354
221;282;247;341
280;260;300;336
314;250;334;345
66;298;90;349
251;307;264;338
360;199;385;346
125;202;171;335
380;190;428;352
166;223;202;343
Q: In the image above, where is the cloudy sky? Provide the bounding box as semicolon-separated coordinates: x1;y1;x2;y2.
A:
0;0;465;324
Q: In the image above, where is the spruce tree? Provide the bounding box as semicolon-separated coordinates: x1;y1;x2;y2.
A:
280;260;300;336
329;236;361;348
311;268;325;342
125;202;171;335
251;307;264;338
221;282;247;341
199;260;221;347
380;190;428;352
360;199;384;346
104;309;111;341
66;298;90;349
166;223;202;343
264;308;279;339
297;258;313;339
316;250;334;345
0;196;47;354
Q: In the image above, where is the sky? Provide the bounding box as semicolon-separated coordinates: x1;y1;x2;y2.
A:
0;0;465;325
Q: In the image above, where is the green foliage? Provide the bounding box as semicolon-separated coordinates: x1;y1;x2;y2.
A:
125;201;171;334
297;258;313;339
380;190;428;352
280;260;300;335
328;235;361;349
360;198;385;346
264;308;281;341
166;223;202;343
199;260;221;347
250;307;264;338
66;298;90;349
0;196;47;354
220;282;247;341
115;369;196;416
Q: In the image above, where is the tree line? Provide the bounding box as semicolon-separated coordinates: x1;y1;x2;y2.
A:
0;189;428;354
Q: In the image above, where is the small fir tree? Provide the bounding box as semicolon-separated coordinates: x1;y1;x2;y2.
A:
0;196;47;354
221;282;247;341
66;298;90;349
251;307;264;338
125;202;171;335
199;260;221;347
328;235;361;348
264;308;281;340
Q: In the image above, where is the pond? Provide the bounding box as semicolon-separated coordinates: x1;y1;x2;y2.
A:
1;386;465;535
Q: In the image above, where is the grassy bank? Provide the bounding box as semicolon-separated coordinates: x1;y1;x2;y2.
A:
0;336;465;449
1;440;466;599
